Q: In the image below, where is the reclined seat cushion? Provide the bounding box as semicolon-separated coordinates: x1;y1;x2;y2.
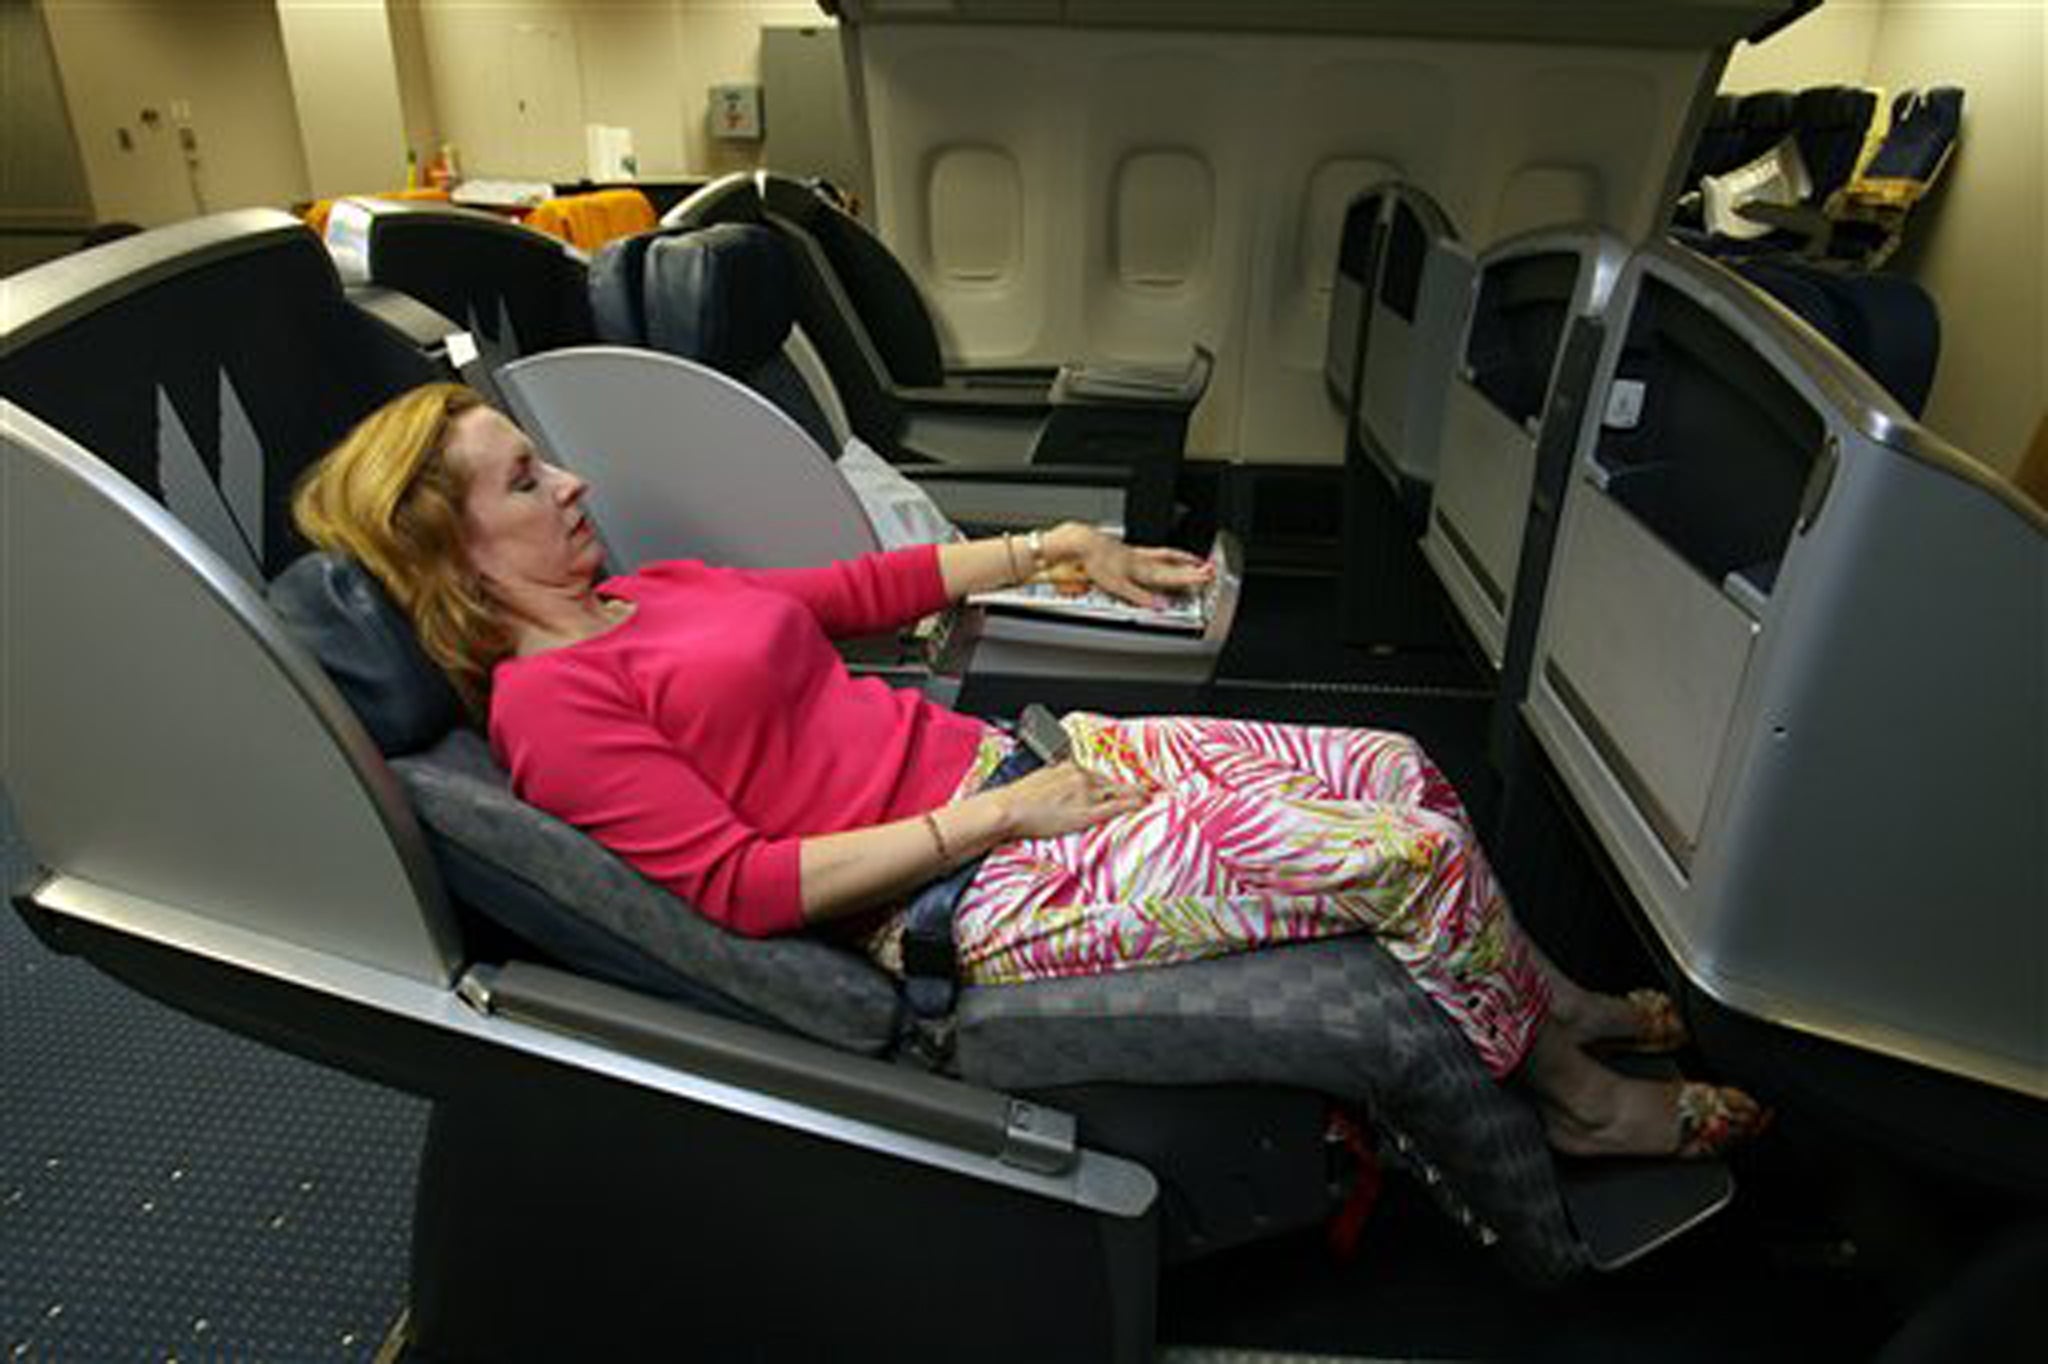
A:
955;940;1585;1284
396;730;904;1054
266;553;901;1052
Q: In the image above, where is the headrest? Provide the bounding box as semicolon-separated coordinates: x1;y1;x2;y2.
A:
268;552;461;756
588;232;654;344
641;224;797;376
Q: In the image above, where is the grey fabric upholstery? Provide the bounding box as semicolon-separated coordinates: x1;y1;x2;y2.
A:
954;939;1586;1282
394;730;904;1055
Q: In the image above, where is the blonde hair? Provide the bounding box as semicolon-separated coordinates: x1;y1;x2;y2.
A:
292;382;506;711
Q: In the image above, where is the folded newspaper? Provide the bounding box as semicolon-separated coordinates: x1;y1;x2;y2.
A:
970;536;1228;633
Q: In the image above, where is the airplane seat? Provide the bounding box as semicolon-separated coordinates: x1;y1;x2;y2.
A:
665;172;1207;544
322;197;595;373
1;210;1591;1355
1332;184;1474;650
634;222;841;455
1823;86;1965;269
1733;89;1798;164
1520;241;2047;1200
546;223;1247;688
258;543;1591;1286
1691;86;1880;257
1419;227;1631;695
0;210;439;580
1728;257;1940;417
586;228;655;345
1671;94;1746;232
761;173;959;391
1324;186;1388;412
265;552;906;1049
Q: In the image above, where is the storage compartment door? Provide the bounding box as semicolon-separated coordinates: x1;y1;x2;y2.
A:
1541;485;1758;872
1422;381;1535;666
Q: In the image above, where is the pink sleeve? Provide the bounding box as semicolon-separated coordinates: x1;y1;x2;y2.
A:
736;544;949;638
494;667;805;937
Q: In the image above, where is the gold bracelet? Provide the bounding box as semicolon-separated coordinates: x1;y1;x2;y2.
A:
921;810;952;864
1002;534;1023;584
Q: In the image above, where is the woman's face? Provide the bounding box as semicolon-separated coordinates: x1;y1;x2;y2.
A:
444;406;603;595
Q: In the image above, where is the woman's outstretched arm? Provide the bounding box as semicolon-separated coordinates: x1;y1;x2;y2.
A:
936;521;1214;609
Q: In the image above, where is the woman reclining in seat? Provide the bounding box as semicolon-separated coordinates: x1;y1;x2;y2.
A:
294;381;1766;1160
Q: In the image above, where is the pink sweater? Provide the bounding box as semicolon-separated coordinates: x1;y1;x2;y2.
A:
488;547;988;936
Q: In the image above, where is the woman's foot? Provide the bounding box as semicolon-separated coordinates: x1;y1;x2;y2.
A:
1541;1076;1769;1159
1521;1020;1766;1159
1546;983;1689;1054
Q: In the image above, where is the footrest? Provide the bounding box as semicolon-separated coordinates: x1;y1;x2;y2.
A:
1556;1056;1735;1270
1559;1150;1734;1270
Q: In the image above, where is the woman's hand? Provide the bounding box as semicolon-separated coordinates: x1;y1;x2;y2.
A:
985;759;1149;840
1043;522;1214;609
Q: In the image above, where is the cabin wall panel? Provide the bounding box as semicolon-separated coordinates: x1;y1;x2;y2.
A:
860;26;1708;461
415;1;825;180
276;1;412;201
40;0;310;226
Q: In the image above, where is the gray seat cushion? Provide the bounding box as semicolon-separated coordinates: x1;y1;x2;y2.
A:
394;730;903;1055
954;939;1585;1283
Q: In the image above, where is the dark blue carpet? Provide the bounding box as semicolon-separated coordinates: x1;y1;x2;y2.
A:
1;785;425;1362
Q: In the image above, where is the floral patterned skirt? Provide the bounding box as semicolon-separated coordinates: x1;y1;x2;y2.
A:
866;712;1550;1078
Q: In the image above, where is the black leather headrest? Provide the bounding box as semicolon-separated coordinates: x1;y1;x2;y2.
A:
641;224;796;377
268;552;462;756
589;232;654;344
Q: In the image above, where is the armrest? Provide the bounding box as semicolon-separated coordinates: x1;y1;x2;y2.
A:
1050;344;1213;410
944;364;1062;390
894;383;1057;413
1734;201;1833;252
900;461;1131;488
462;960;1084;1177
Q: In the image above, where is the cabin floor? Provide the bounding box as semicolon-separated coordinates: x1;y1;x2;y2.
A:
0;492;2028;1359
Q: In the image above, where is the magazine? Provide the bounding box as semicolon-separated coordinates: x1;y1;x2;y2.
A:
970;535;1229;633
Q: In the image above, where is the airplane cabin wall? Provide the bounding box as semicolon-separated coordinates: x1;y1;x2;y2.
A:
856;26;1712;462
0;0;91;273
1721;0;2046;477
413;1;827;183
274;1;411;201
37;0;311;227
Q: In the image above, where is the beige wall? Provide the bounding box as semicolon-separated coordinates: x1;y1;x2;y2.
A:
416;0;825;181
1720;0;2046;476
1721;0;1883;91
277;0;410;199
40;0;310;225
2;0;92;271
388;0;441;171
